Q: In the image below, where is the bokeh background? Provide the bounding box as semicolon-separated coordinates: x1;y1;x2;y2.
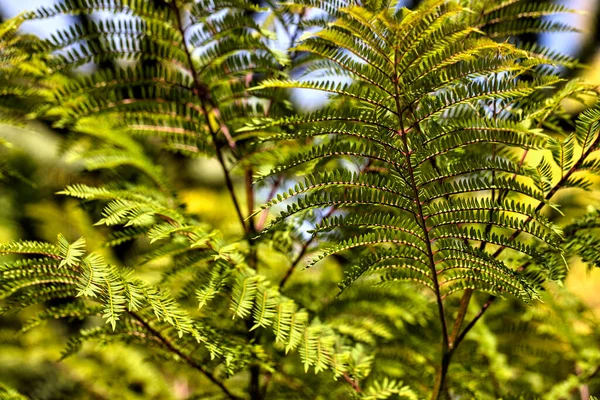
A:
2;1;600;398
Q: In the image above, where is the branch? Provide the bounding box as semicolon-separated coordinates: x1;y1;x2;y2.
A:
343;373;361;393
245;168;257;235
130;312;241;400
171;2;248;234
392;47;449;400
454;129;600;351
256;176;284;232
448;289;473;348
278;206;335;290
449;296;496;354
278;235;314;291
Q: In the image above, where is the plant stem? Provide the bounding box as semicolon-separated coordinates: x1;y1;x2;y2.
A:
131;312;241;400
343;373;361;392
448;289;473;347
278;206;336;290
256;176;283;232
451;129;600;358
171;5;260;398
392;46;448;400
451;295;495;352
171;2;247;235
278;236;314;290
249;364;262;400
431;351;453;400
205;118;249;234
245;168;262;398
246;168;257;235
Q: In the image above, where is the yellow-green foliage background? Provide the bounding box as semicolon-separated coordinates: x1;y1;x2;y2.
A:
3;1;600;399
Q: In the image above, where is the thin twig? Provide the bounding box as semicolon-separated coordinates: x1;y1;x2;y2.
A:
343;373;361;393
256;176;284;232
245;167;257;236
278;207;336;290
454;130;600;351
448;289;473;348
171;2;248;234
130;312;241;400
278;235;314;290
450;296;496;353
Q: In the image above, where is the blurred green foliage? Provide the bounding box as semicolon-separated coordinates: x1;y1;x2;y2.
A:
0;1;600;400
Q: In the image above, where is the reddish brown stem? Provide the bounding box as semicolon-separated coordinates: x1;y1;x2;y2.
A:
131;312;240;400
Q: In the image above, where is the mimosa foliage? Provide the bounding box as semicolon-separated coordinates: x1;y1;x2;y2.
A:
1;0;600;399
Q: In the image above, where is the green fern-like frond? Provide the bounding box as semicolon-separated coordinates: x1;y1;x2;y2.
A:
227;267;352;375
57;234;86;268
2;0;599;398
1;235;202;340
20;302;103;333
0;383;28;400
25;0;284;160
361;378;417;400
253;0;571;302
0;16;48;126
